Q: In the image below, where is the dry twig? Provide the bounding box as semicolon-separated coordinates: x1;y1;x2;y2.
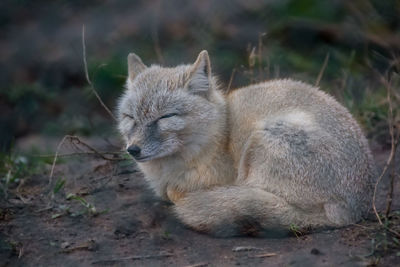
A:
151;0;165;65
227;68;236;93
257;32;267;81
48;135;127;186
36;151;124;159
371;67;399;225
252;253;277;258
248;46;256;83
184;263;208;267
232;246;262;252
66;136;124;161
92;251;173;264
315;52;330;87
82;25;117;121
61;239;97;253
49;135;70;186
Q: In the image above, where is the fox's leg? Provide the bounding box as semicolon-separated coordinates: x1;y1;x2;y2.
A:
173;186;330;237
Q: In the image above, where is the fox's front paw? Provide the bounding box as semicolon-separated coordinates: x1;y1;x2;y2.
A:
167;188;186;204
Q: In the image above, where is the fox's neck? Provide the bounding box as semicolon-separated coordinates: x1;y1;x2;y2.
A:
181;98;235;185
138;101;236;200
170;121;236;197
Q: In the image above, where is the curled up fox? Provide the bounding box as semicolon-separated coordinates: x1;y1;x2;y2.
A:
117;50;376;237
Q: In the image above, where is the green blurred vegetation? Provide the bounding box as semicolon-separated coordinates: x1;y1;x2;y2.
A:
0;148;50;198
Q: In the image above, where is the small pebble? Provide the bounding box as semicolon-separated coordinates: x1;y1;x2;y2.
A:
310;248;322;255
61;241;70;249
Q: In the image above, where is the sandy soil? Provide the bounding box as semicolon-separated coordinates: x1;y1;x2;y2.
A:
1;141;399;267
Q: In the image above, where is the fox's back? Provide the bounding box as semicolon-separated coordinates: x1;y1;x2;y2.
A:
227;79;374;209
227;79;369;163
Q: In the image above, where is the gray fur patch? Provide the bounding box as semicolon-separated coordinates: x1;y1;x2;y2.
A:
264;121;311;156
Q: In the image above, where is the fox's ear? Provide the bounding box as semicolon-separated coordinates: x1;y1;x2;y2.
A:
127;53;147;81
185;50;212;97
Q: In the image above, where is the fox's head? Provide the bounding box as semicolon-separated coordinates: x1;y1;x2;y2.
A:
117;51;226;163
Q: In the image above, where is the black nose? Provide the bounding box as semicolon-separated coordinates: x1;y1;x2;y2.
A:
127;145;141;157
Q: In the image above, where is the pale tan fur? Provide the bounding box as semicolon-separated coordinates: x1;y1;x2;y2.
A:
117;51;376;237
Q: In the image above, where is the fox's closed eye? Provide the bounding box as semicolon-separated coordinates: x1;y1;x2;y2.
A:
159;113;178;120
122;113;134;119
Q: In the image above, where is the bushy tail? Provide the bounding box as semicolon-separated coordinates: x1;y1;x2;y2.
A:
174;186;330;237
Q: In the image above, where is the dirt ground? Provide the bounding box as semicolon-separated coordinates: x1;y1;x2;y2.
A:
1;139;399;267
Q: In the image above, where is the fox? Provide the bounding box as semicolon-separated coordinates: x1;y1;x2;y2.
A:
117;50;376;237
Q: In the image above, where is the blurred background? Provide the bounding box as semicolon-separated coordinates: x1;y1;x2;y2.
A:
0;0;399;154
